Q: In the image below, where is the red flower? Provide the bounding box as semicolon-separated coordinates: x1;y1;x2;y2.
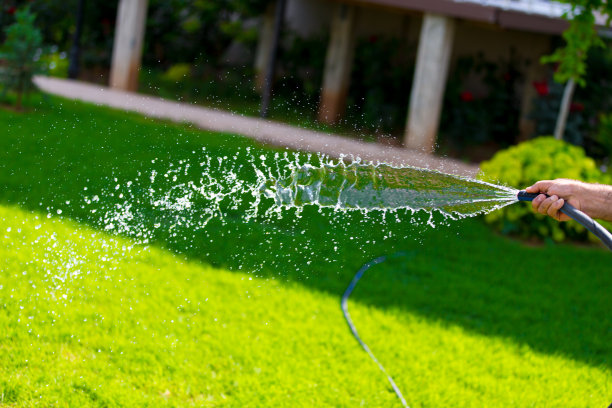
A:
7;6;16;15
533;80;549;97
570;102;584;112
460;91;473;102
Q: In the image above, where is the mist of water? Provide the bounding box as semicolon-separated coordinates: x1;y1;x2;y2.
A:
258;158;517;218
11;148;521;298
86;150;518;242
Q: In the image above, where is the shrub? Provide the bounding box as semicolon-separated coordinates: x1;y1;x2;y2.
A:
440;52;525;153
528;78;585;146
40;50;68;78
0;7;46;110
595;112;612;162
479;136;611;242
347;36;416;134
144;0;266;68
277;32;328;106
529;40;612;161
162;63;192;82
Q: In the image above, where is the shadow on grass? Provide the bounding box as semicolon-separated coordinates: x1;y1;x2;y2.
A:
1;96;610;372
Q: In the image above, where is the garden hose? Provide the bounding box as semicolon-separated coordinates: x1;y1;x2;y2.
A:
343;193;612;408
517;191;612;252
341;255;410;408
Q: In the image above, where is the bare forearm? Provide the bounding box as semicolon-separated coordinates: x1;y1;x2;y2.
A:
582;183;612;221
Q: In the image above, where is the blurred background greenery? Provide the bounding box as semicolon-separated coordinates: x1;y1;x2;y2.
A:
3;1;612;242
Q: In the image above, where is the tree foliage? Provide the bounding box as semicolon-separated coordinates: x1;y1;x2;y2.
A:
2;0;268;72
0;7;46;110
144;0;267;67
544;0;612;85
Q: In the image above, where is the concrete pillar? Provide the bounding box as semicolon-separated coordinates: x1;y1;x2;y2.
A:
109;0;148;92
318;4;356;124
254;1;277;92
405;13;455;152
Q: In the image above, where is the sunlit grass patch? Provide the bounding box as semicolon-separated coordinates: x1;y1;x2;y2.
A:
0;96;611;407
1;205;611;407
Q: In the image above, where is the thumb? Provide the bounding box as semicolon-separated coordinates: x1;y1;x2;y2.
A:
525;180;553;194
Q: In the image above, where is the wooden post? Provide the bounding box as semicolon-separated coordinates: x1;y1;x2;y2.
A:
318;4;356;125
254;1;277;93
404;13;455;152
109;0;148;92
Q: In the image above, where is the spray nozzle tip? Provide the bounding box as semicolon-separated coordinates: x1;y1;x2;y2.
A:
517;190;540;202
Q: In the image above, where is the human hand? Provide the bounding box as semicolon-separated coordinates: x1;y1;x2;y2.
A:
525;179;587;222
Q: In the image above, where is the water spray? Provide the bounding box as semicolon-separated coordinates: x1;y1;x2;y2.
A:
88;155;611;407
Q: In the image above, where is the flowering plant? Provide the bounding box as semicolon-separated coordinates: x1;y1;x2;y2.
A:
532;80;549;97
528;79;585;146
439;53;524;157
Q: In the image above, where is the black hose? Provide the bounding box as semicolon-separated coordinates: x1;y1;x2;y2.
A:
517;191;612;251
342;193;611;408
341;256;409;408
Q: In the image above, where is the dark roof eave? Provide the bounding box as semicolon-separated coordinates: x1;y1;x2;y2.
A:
344;0;569;34
498;10;569;34
346;0;497;23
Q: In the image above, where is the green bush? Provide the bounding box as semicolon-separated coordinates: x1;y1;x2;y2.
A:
528;79;585;146
347;36;416;134
40;51;68;78
162;63;192;82
440;52;525;152
595;112;612;159
277;32;328;106
479;136;611;242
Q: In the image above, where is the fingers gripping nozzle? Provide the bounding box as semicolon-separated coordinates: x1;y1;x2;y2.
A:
516;190;612;251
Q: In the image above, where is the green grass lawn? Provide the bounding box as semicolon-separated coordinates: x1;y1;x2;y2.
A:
0;95;611;407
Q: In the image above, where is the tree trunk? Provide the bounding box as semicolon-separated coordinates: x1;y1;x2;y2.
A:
554;78;576;141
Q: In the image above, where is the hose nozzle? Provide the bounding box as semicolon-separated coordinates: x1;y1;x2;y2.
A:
517;190;541;202
515;189;612;251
